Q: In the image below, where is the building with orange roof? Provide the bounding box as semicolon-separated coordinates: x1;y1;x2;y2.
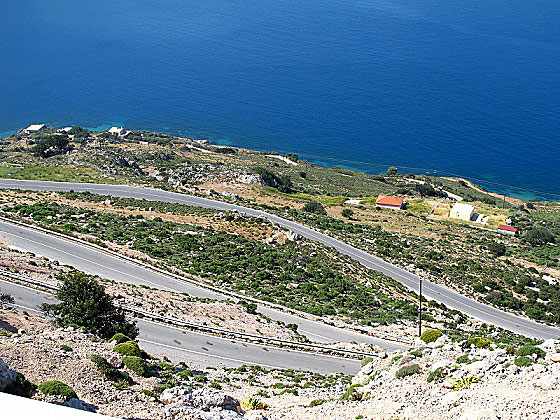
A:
375;195;405;210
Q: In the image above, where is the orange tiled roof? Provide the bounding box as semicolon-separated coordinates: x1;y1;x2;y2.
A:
376;195;404;207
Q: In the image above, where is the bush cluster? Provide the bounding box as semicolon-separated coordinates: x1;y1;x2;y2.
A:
123;356;152;377
38;380;77;401
467;336;492;349
395;364;421;379
420;329;442;344
114;341;143;358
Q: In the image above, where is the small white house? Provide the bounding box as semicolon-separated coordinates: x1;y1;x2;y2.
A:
108;127;125;136
23;124;46;133
497;224;517;236
450;203;474;221
58;126;73;133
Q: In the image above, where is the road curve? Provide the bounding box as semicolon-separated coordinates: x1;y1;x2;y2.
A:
0;220;405;351
0;279;360;374
1;179;559;340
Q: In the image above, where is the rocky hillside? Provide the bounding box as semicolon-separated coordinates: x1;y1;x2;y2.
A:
343;333;560;419
2;307;559;419
0;310;348;419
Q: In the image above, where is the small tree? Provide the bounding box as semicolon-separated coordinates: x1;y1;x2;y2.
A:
525;228;555;247
303;201;327;215
41;271;138;339
0;292;14;308
488;242;506;257
341;209;354;219
31;135;70;158
254;167;293;193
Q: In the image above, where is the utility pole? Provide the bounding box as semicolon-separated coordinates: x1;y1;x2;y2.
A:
418;277;423;337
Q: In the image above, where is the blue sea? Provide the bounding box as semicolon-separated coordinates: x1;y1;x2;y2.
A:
1;1;559;200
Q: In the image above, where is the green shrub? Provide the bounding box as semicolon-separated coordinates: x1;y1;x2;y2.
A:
341;384;362;401
123;356;152;377
467;336;492;349
60;345;73;352
427;367;446;383
456;354;471;364
420;329;442;344
89;354;131;384
391;355;403;364
110;333;132;344
279;388;298;396
452;375;480;391
303;201;327;215
114;341;143;358
113;380;130;390
177;369;193;379
360;357;373;367
141;389;157;398
516;345;545;360
514;356;534;367
341;209;354;219
395;364;421;379
38;380;77;401
488;242;506;257
209;381;222;390
309;399;326;407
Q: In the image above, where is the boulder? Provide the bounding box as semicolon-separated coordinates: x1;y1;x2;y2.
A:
164;405;242;420
440;391;461;406
434;335;448;346
244;412;268;420
549;353;560;363
399;354;415;366
160;386;193;403
237;175;262;185
63;398;97;412
464;360;487;375
0;358;17;392
539;339;557;353
431;360;452;371
161;387;242;420
108;354;122;369
442;378;455;389
191;388;241;412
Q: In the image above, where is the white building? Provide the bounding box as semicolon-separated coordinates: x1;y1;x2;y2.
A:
58;126;73;133
108;127;125;136
450;203;474;221
23;124;46;133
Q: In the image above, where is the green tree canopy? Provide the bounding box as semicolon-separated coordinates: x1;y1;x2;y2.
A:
525;228;555;247
303;201;327;215
42;271;138;339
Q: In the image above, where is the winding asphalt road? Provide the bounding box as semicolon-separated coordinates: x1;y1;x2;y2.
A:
0;279;360;374
0;179;559;341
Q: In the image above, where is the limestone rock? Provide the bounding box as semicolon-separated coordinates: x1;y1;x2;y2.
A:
108;354;122;368
0;358;17;392
63;398;97;412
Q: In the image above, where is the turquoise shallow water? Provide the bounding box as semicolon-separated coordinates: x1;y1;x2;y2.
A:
1;1;559;200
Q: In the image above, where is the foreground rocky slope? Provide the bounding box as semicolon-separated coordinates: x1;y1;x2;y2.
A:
2;307;559;419
0;310;348;419
278;333;560;420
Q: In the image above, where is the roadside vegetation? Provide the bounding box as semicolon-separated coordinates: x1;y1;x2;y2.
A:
41;271;138;339
7;201;419;325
